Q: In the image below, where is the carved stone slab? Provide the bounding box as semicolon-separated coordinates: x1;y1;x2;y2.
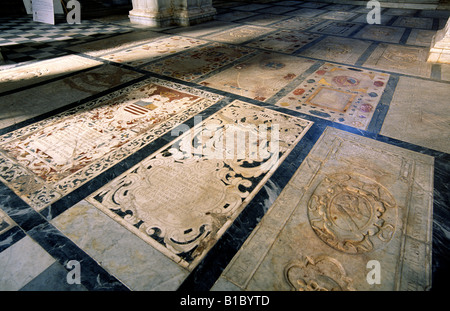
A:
214;127;434;291
0;78;222;211
87;100;313;270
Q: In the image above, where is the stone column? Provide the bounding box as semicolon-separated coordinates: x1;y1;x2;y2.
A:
173;0;217;27
129;0;216;27
428;17;450;64
129;0;173;27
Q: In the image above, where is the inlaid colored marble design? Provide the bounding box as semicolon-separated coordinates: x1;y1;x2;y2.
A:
272;16;324;31
202;25;273;44
353;25;405;44
200;52;316;101
0;55;102;93
380;77;450;154
363;44;432;77
87;100;313;270
141;43;255;82
0;79;222;211
298;36;371;64
275;63;389;129
245;30;321;54
213;127;434;291
99;36;208;67
308;21;361;36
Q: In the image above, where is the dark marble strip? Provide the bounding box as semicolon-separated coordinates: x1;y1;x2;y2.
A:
0;180;129;290
366;74;399;134
431;64;442;80
399;28;413;44
0;225;25;253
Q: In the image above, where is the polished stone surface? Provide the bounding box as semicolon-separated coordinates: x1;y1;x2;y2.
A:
212;127;434;291
0;0;449;292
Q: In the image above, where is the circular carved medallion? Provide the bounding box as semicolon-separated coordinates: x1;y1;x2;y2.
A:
307;173;397;254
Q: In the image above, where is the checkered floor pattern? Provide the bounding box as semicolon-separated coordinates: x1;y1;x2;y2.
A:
0;16;134;63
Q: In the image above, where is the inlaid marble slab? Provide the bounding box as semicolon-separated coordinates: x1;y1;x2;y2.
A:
275;62;389;129
286;8;328;18
298;36;371;64
363;43;432;77
87;100;313;270
384;8;418;16
308;21;361;36
392;17;433;30
66;31;163;57
353;25;405;44
213;127;434;291
246;30;321;54
0;79;222;211
215;11;258;22
0;55;102;93
272;16;324;31
238;13;289;26
380;76;450;154
99;36;208;67
318;11;358;21
200;52;316;101
141;42;255;82
164;21;235;37
406;29;437;47
0;64;143;129
202;25;273;44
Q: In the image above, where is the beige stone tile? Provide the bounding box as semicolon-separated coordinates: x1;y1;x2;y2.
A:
353;25;405;43
217;127;434;291
200;52;316;101
0;236;55;290
440;63;450;81
67;30;163;57
100;36;208;67
0;55;102;93
51;200;189;290
298;36;372;65
406;29;437;47
202;25;273;44
380;76;450;153
363;43;432;77
0;64;143;129
142;42;254;81
245;29;321;54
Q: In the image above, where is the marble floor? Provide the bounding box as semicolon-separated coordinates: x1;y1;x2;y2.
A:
0;1;449;292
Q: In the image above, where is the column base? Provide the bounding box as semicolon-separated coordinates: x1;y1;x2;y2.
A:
129;9;174;27
428;17;450;64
